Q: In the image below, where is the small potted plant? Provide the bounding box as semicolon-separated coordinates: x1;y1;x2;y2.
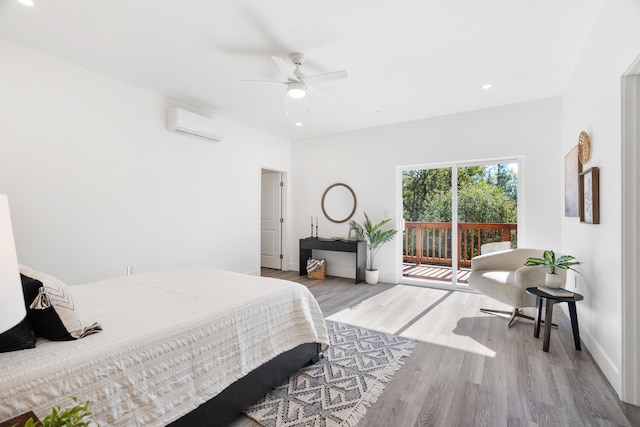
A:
524;250;581;288
24;398;96;427
349;212;398;284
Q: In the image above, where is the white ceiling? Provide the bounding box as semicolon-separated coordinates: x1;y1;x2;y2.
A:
0;0;606;140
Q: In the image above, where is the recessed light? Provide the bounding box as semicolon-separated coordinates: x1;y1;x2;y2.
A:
482;84;492;90
295;122;302;127
18;0;34;6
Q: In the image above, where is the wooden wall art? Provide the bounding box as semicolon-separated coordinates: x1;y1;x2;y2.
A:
579;167;599;224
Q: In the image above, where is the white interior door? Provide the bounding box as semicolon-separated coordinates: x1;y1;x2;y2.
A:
261;170;283;269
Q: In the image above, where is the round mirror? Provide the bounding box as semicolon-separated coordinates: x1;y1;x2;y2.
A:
321;183;357;223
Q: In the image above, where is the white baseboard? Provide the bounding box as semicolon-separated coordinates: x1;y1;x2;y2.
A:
557;305;622;398
578;320;622;398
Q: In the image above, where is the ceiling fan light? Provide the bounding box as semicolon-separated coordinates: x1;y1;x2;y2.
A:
288;82;306;99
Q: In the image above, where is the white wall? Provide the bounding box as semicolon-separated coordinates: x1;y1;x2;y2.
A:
290;98;563;283
0;39;291;284
560;0;640;401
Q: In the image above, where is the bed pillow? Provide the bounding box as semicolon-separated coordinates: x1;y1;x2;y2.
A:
20;265;102;341
0;316;36;353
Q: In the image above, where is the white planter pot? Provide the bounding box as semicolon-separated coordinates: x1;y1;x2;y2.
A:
545;272;563;288
365;269;379;285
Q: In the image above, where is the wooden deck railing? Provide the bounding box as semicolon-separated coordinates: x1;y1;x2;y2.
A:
403;222;517;267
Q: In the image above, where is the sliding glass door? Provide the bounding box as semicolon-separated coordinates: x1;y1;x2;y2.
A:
401;159;519;288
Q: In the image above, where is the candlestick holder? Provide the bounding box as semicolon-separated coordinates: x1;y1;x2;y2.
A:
310;224;314;238
315;225;318;238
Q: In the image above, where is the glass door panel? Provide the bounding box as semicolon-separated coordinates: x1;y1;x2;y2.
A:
402;167;455;286
456;163;518;286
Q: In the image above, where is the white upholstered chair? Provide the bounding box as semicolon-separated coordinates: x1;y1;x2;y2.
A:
469;248;567;327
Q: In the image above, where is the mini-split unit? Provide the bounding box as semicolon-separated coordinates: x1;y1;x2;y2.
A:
166;107;224;142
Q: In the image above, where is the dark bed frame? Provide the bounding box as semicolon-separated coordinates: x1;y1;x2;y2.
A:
168;342;321;427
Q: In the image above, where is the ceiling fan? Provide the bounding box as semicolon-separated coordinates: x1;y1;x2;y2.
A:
246;52;348;99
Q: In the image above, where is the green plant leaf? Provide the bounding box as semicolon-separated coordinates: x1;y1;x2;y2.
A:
37;398;97;427
350;212;398;270
524;250;582;275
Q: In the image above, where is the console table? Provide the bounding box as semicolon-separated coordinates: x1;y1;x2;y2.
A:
299;238;366;284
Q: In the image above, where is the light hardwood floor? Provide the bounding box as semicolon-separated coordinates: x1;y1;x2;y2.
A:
229;270;640;427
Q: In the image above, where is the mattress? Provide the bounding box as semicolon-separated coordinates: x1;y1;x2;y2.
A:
0;266;329;426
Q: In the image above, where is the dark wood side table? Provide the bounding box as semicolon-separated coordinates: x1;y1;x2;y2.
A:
299;238;366;284
0;411;39;427
526;287;584;352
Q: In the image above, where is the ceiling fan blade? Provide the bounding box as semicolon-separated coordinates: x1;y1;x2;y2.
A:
307;85;342;102
240;79;288;85
303;70;348;85
270;55;301;82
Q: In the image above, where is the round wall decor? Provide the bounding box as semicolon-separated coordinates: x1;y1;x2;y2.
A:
578;131;591;164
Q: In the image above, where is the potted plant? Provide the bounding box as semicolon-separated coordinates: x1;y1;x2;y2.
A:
524;250;581;288
24;398;96;426
349;212;398;284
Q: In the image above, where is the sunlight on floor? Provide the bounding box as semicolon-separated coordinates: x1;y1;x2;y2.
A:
326;285;498;358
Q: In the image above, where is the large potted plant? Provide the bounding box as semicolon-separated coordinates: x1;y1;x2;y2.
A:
524;250;581;288
349;212;398;284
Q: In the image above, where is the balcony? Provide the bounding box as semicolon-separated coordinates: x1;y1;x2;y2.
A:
402;222;517;284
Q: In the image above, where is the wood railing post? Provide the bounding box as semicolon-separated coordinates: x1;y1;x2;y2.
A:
457;223;462;268
416;225;423;264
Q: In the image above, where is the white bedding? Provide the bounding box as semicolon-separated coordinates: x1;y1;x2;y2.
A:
0;266;329;426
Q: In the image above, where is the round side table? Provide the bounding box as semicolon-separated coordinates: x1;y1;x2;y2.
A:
526;287;584;352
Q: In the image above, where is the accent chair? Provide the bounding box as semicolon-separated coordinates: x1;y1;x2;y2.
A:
469;248;567;327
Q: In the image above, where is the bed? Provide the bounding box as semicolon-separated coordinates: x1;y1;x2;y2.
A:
0;266;329;426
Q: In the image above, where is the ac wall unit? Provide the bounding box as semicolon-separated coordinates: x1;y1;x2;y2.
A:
166;108;224;142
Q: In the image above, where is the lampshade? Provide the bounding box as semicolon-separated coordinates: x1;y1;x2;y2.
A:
287;82;306;99
0;194;25;334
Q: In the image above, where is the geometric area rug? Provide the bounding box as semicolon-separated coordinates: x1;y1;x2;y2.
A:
243;320;416;427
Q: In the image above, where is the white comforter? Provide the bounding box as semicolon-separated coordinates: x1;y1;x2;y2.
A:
0;266;329;426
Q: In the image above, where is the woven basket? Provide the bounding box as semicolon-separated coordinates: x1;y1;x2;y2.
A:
307;258;326;280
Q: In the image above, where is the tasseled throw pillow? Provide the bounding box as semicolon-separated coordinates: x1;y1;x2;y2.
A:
20;265;101;341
